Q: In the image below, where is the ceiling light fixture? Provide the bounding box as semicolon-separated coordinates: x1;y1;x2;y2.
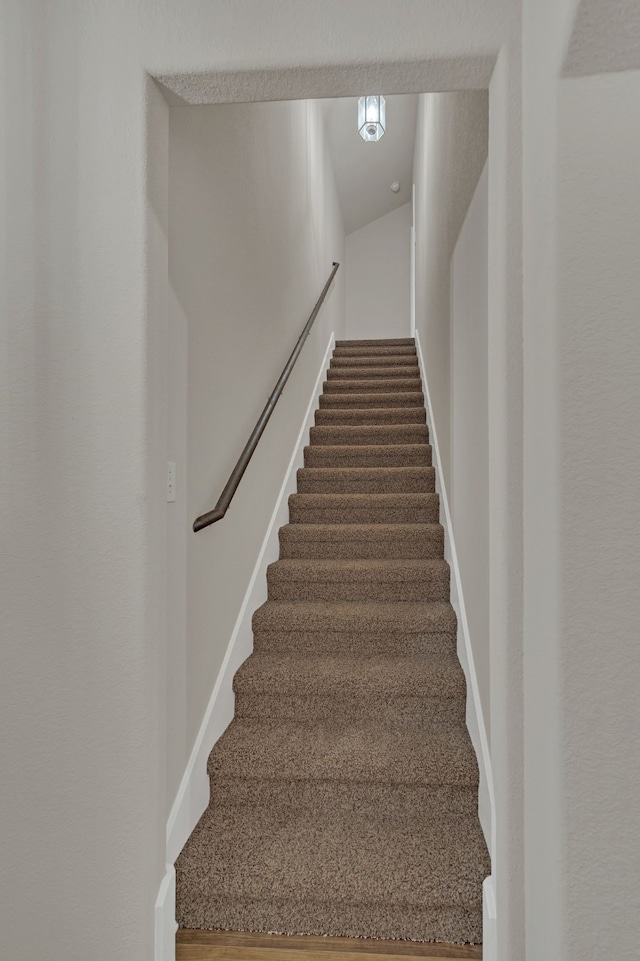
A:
358;96;386;142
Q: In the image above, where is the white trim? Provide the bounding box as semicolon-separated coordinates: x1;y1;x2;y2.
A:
482;874;497;961
414;332;495;859
158;332;336;959
155;865;177;961
410;184;416;337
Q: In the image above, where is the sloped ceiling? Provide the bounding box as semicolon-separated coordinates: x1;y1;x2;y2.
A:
321;94;418;235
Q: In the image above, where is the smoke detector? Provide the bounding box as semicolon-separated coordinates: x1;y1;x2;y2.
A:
390;181;400;193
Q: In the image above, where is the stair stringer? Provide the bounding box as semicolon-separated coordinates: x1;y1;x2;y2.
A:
415;331;497;955
158;332;336;961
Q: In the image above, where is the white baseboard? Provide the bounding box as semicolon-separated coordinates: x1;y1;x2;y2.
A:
414;333;495;858
155;864;177;961
157;331;336;961
482;874;497;961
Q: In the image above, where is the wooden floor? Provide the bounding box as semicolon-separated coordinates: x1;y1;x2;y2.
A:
177;930;482;961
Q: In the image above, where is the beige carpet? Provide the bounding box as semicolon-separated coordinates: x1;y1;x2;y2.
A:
176;338;490;944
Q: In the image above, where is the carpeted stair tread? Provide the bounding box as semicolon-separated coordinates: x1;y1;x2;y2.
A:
304;443;432;468
327;366;422;381
315;407;426;425
278;522;445;559
323;378;424;393
309;424;428;446
296;466;435;493
336;337;416;347
252;599;456;634
253;629;458;657
176;804;488;940
235;695;465;728
177;806;488;907
330;354;419;368
207;717;478;786
234;652;465;700
288;492;439;525
267;557;449;601
319;390;425;408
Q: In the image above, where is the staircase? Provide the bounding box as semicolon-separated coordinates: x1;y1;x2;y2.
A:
176;338;490;944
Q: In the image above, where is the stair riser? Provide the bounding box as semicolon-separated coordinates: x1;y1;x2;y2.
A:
205;780;477;818
288;506;439;525
234;694;465;725
253;630;456;656
279;529;444;559
330;356;419;368
296;467;436;494
304;445;432;468
176;896;482;944
315;408;426;425
319;392;424;408
309;425;428;446
267;573;449;602
323;379;422;393
326;367;422;380
332;346;417;357
336;338;415;347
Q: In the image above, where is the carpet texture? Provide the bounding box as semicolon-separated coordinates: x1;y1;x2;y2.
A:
175;338;490;943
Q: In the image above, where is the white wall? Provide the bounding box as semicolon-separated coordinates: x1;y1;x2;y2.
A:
523;2;640;958
451;162;490;741
412;77;527;961
345;203;411;340
169;99;345;753
556;69;640;960
413;91;489;486
0;2;522;960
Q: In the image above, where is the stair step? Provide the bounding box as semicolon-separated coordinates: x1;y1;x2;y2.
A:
304;443;432;468
209;716;475;785
323;378;423;393
319;390;424;408
309;424;428;447
253;627;457;656
296;466;436;494
234;651;465;699
288;492;439;525
176;791;487;940
205;779;478;818
336;338;416;347
234;651;465;724
332;345;417;358
252;599;455;636
330;354;419;368
314;407;425;426
279;522;444;559
267;557;449;601
326;366;422;381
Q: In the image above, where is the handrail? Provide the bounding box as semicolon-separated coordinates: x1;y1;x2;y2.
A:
193;261;340;532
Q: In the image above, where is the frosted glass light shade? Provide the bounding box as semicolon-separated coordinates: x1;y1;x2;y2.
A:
358;95;386;142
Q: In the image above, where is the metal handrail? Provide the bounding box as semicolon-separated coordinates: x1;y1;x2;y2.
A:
193;262;340;532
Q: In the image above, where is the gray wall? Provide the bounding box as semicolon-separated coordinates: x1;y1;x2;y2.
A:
412;91;489;487
169;99;345;759
345;203;411;339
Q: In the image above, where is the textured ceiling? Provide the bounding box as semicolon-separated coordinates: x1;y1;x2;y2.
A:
321;94;418;235
563;0;640;76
